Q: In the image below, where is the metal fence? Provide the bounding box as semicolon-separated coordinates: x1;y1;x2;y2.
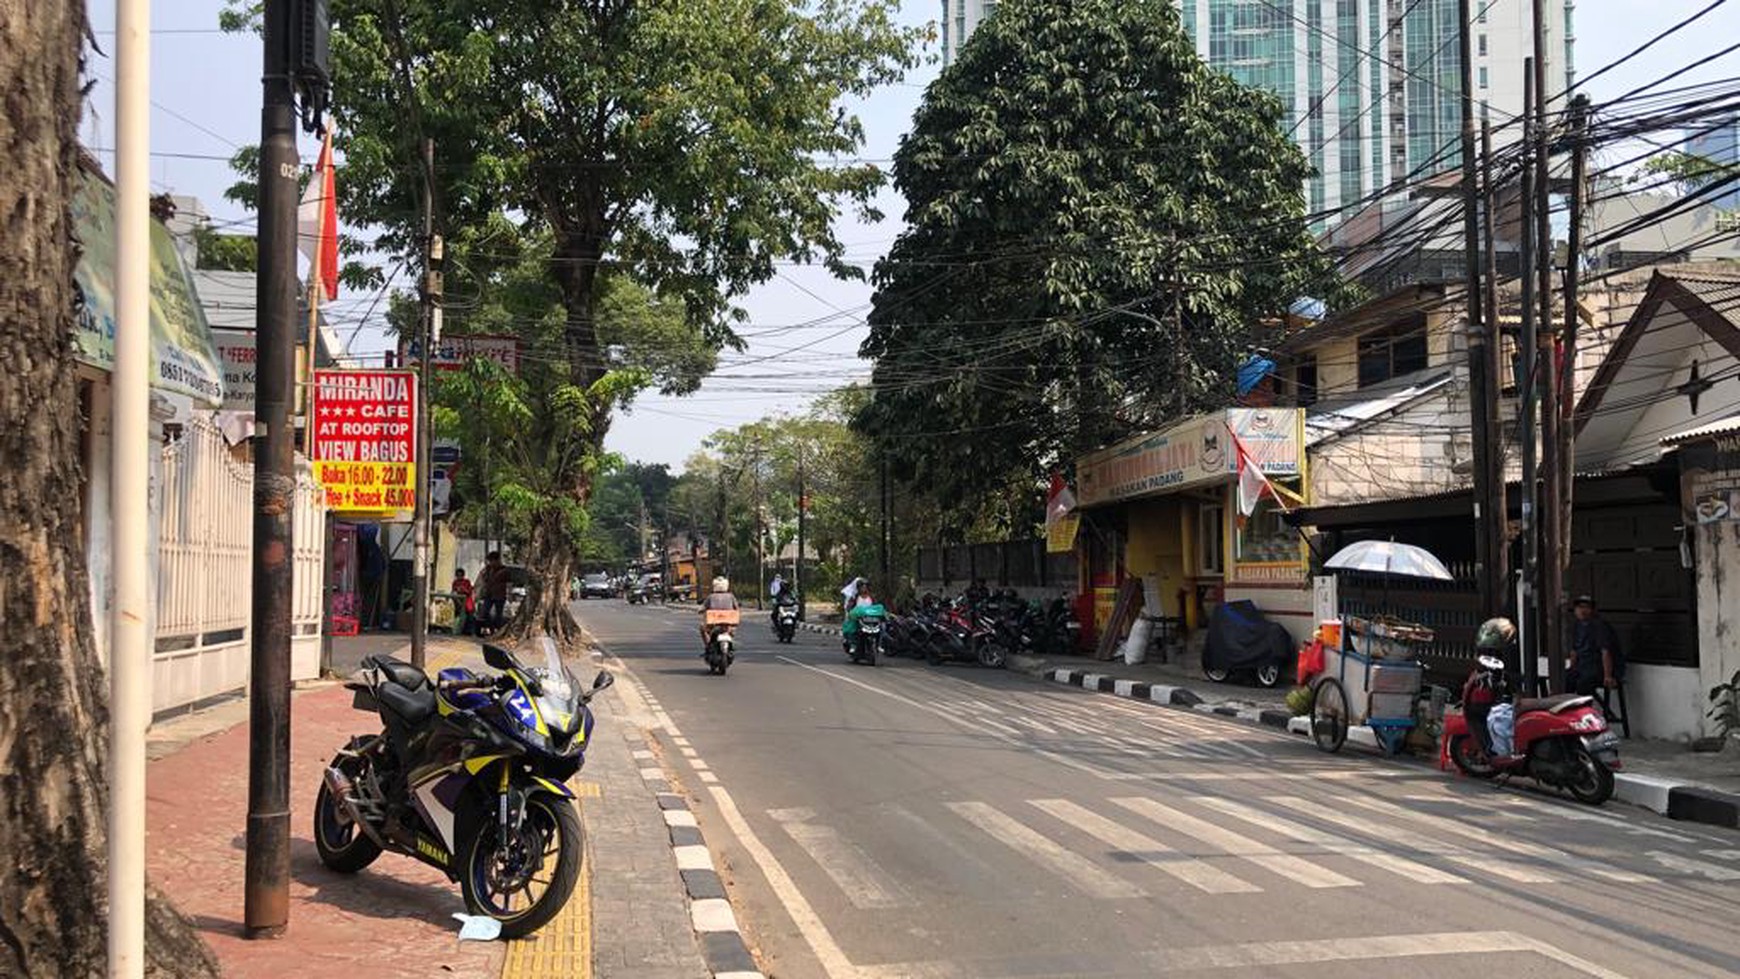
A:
153;416;324;712
917;539;1078;593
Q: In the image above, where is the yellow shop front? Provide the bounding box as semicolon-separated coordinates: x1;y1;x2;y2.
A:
1075;409;1310;646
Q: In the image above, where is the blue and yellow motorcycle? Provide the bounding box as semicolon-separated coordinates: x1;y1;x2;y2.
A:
316;638;612;937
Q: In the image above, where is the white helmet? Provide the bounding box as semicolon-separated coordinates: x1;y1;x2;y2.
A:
712;576;730;594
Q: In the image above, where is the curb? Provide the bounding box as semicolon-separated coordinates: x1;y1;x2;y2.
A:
799;621;842;637
620;696;763;978
1613;772;1740;830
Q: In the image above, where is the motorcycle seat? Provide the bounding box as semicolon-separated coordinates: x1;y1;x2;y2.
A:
374;677;436;724
363;654;432;692
1515;694;1595;715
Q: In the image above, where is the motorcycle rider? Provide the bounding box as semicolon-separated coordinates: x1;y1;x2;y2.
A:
699;576;740;654
1463;617;1518;756
841;583;883;654
771;577;799;626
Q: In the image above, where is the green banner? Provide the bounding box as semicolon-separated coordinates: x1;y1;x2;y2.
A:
72;170;224;407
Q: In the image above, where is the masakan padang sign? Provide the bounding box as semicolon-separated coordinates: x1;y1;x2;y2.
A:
1076;409;1302;508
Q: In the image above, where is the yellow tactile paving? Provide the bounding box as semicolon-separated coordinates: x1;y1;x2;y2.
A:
498;789;596;979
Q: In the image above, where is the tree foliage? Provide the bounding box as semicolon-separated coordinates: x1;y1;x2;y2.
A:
857;0;1339;517
1640;150;1740;200
223;0;919;638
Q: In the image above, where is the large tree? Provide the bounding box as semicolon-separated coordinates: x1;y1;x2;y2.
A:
224;0;918;639
0;2;217;974
858;0;1340;514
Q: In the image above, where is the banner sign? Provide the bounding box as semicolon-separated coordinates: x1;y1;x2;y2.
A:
1046;512;1081;553
1076;409;1302;508
71;169;225;406
400;334;520;373
212;329;256;411
310;368;418;517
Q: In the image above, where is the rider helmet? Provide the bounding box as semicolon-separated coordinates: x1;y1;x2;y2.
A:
1475;616;1516;650
712;576;730;593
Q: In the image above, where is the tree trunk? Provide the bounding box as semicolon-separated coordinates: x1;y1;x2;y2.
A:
0;3;217;975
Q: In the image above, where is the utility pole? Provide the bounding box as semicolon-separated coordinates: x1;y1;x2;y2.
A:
110;0;151;970
1517;61;1540;691
1480;111;1508;613
1532;2;1566;694
1557;95;1591;691
1458;0;1498;619
245;0;300;939
752;438;765;610
796;447;807;620
716;470;730;594
409;138;439;669
879;456;891;588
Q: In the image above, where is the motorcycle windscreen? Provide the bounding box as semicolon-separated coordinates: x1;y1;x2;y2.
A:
1201;599;1293;670
530;637;584;742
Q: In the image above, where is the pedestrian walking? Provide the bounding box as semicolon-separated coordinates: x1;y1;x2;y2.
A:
479;552;510;635
1567;595;1624;696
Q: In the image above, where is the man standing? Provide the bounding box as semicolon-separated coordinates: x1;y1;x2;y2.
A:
479;551;511;635
1567;595;1622;697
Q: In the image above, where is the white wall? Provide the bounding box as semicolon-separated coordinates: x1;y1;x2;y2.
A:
1626;664;1706;742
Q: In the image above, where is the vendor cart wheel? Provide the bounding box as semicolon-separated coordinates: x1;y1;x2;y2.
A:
1310;678;1349;753
1255;664;1282;689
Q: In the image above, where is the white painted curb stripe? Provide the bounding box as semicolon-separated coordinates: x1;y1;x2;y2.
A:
691;897;740;932
664;808;699;828
674;844;715;871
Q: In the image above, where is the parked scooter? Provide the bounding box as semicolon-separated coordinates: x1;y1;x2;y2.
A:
1443;651;1620;805
926;598;1007;668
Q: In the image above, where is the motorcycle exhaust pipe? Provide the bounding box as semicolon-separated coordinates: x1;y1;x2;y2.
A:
324;766;389;849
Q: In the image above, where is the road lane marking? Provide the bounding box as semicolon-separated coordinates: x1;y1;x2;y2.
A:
1338;793;1654;883
1027;799;1259;894
1278;796;1556;883
1140;931;1630;977
1192;796;1467;885
1648;851;1740;880
1110;797;1359;889
946;801;1146;899
767;807;912;909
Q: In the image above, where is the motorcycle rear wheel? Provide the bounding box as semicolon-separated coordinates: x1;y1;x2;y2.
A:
977;642;1007;669
1565;744;1615;805
461;794;583;939
313;774;382;873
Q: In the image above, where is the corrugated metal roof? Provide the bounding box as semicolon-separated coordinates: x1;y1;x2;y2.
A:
1661;413;1740;445
1306;372;1453;445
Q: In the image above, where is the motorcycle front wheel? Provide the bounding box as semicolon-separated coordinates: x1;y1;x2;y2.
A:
977;641;1007;669
461;794;583;938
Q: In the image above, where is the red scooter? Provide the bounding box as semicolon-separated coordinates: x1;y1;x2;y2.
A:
1442;655;1621;805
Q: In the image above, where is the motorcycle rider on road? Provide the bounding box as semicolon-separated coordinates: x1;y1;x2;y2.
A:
699;576;740;654
841;584;883;654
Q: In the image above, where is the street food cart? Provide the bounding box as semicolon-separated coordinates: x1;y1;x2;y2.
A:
1307;540;1449;755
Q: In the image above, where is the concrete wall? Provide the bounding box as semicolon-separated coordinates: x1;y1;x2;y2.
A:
1626;664;1707;742
1688;458;1740;740
1309;383;1472;507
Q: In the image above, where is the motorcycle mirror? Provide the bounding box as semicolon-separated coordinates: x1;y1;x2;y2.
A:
592;670;615;691
482;643;517;672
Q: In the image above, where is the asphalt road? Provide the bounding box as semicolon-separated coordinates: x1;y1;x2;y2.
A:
575;598;1740;979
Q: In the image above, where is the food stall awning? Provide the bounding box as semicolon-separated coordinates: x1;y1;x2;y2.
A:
71;167;224;407
1075;408;1303;509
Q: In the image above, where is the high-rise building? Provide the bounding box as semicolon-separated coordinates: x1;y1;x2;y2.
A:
938;0;1573;227
1684;116;1740;210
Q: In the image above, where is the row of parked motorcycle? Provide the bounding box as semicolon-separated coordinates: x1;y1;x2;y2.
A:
805;590;1083;670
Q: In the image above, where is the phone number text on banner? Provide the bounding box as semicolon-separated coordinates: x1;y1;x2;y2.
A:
311;368;419;517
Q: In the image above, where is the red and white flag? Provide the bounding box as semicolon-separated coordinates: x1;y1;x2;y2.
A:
297;126;339;302
1045;472;1076;528
1234;433;1285;519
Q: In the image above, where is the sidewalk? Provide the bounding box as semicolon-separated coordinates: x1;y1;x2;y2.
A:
146;633;717;978
147;636;498;978
1015;648;1740;832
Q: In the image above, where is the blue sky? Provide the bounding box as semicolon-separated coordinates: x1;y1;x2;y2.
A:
83;0;1740;469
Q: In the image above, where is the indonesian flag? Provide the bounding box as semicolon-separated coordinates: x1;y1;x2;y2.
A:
297;125;339;302
1234;433;1284;519
1045;472;1076;528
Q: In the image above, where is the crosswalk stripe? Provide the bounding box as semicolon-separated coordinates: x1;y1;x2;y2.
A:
1404;785;1700;843
768;807;911;909
1278;796;1556;884
1110;797;1359;889
946;801;1146;899
1338;794;1653;884
1648;851;1740;880
1192;797;1467;885
1028;799;1259;894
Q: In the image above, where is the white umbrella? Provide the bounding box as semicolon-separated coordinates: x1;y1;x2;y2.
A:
1324;540;1453;581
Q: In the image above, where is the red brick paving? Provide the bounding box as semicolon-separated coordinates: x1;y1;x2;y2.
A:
147;684;503;977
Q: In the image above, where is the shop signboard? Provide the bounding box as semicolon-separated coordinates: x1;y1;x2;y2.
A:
401;333;520;373
1046;512;1081;553
1077;409;1302;507
310;368;418;518
212;329;256;411
71;168;224;406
